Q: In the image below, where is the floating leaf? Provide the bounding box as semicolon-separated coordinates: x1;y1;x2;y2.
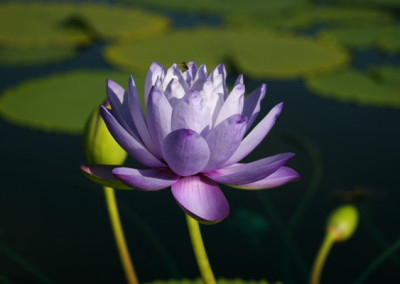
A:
0;46;75;66
305;67;400;108
317;25;400;52
121;0;306;15
0;2;89;48
104;28;349;79
224;6;393;31
71;3;170;42
0;2;170;48
0;70;145;134
333;0;400;9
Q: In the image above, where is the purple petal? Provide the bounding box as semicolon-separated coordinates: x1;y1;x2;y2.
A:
242;84;267;133
100;105;165;168
202;114;247;172
171;175;229;224
127;75;158;156
191;64;208;91
230;167;300;190
204;153;295;185
182;61;198;86
106;79;138;136
209;63;228;98
164;79;186;106
145;62;166;106
162;129;210;176
171;90;211;133
80;165;132;189
234;74;243;87
146;86;173;157
112;167;179;191
222;102;283;167
214;83;245;126
163;63;189;94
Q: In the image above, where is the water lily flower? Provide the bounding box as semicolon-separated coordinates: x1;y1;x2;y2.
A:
81;61;299;224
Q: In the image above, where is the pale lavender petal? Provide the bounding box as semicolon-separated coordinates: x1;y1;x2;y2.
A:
162;129;210;176
204;153;295;185
171;175;229;224
191;64;208;91
112;167;179;191
242;84;267;133
222;102;283;167
209;63;228;98
200;79;224;129
163;63;189;94
80;165;132;189
214;83;245;126
182;61;198;86
106;79;137;136
234;74;243;87
229;167;300;190
202;114;247;172
144;62;166;105
100;105;165;168
164;79;186;107
171;90;211;133
127;75;157;155
146;86;173;157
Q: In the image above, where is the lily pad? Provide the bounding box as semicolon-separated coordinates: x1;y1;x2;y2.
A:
0;70;145;134
224;6;393;31
0;46;75;66
305;67;400;108
122;0;306;15
317;25;400;52
104;28;349;79
333;0;400;9
0;2;170;48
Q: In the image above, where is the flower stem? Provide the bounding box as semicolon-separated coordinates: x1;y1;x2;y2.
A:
310;233;335;284
104;186;138;284
185;214;216;284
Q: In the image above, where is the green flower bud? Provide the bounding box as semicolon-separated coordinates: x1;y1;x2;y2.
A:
327;205;359;242
83;101;127;165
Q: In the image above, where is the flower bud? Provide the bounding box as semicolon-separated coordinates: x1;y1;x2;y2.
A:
83;100;127;165
327;205;359;242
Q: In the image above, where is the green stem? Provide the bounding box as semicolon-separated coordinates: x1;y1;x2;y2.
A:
353;238;400;284
185;214;216;284
310;233;335;284
0;242;55;284
104;186;138;284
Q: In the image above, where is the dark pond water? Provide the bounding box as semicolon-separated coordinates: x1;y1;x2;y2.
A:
0;1;399;284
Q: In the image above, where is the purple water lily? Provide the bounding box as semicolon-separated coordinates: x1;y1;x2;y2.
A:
81;61;299;224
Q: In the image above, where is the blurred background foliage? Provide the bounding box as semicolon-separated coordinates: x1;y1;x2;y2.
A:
0;0;399;283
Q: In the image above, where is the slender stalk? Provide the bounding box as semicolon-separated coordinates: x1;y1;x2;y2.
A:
104;186;138;284
0;242;55;284
353;238;400;284
310;233;335;284
185;214;216;284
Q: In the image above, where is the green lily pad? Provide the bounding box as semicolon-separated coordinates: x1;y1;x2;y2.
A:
0;2;89;48
0;46;75;66
0;2;170;48
104;28;349;79
305;67;400;108
317;25;400;52
0;70;145;134
333;0;400;9
122;0;306;15
224;6;393;31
